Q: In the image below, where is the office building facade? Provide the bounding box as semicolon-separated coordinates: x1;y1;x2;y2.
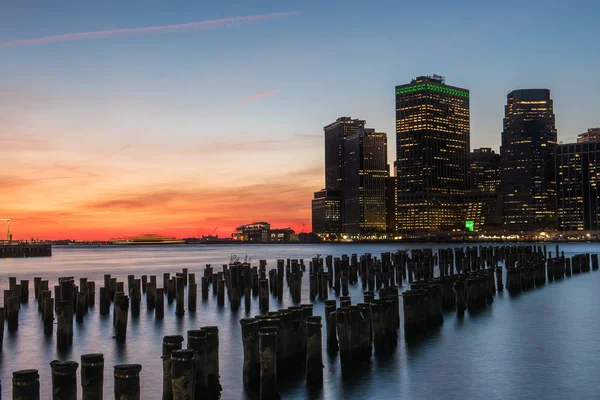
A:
501;89;557;231
556;133;600;231
311;189;342;236
395;75;470;233
343;128;389;235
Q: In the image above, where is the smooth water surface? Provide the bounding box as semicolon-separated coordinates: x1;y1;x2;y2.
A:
1;243;599;399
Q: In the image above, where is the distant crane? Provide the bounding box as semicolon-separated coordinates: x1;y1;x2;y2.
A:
0;218;11;242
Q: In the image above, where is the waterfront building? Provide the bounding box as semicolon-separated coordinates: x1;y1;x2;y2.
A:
501;89;557;231
343;128;388;235
311;189;342;236
556;134;600;231
395;75;470;233
232;222;298;242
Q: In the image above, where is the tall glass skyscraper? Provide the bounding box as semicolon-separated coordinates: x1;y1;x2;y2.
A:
343;128;388;235
501;89;557;231
395;75;470;233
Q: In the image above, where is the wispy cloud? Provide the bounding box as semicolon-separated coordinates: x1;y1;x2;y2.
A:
0;12;300;47
241;89;280;103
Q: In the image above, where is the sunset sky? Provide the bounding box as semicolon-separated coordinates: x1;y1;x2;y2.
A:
1;0;599;240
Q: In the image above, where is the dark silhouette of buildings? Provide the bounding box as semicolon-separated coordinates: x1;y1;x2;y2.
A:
232;222;297;242
501;89;557;231
395;75;470;233
556;131;600;231
343;128;388;235
385;176;397;236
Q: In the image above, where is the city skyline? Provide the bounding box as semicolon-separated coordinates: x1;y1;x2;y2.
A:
2;1;600;240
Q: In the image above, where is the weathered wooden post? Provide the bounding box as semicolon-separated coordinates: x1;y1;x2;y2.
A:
240;318;260;391
130;282;141;317
147;282;157;310
163;273;170;293
86;282;95;308
114;294;129;342
141;275;148;294
156;288;165;320
188;282;197;312
56;301;73;349
182;268;189;286
81;354;104;400
34;277;42;299
50;360;79;400
216;279;225;307
44;297;55;335
201;276;209;300
187;330;207;398
336;307;351;366
201;326;221;397
259;326;278;400
305;316;323;387
0;307;4;346
162;335;184;400
259;279;269;313
176;276;185;317
13;369;40;400
20;280;29;303
495;266;504;291
76;291;86;322
324;300;338;353
171;349;196;400
99;287;110;315
6;295;19;331
114;364;142;400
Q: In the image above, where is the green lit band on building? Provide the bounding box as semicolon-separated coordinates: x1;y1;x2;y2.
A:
396;83;469;98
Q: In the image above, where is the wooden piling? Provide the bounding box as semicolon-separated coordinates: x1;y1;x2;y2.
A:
12;369;40;400
305;316;323;387
86;282;95;308
76;291;86;323
259;279;269;314
142;275;148;294
176;276;185;316
201;326;221;397
19;280;29;303
163;335;184;400
147;282;157;310
156;288;165;320
259;326;278;400
99;287;110;315
201;276;209;300
81;354;104;400
171;349;196;400
324;300;338;353
217;279;225;307
34;277;42;299
6;295;19;331
188;282;197;312
114;294;129;342
114;364;142;400
240;319;260;391
187;330;207;398
43;297;54;335
50;360;79;400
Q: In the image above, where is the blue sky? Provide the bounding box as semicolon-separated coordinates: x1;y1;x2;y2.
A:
1;0;599;238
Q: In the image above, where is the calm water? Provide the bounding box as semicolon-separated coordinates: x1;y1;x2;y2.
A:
1;243;600;399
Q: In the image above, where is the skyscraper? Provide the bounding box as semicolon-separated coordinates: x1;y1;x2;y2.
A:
556;131;600;231
324;117;366;192
395;75;470;233
501;89;557;231
312;117;366;236
343;128;388;235
465;148;502;231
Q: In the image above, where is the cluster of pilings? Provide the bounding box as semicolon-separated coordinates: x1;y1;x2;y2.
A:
240;304;321;399
162;327;221;400
9;354;143;400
